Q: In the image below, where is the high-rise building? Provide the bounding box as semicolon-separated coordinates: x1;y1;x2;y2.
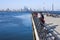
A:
52;3;54;11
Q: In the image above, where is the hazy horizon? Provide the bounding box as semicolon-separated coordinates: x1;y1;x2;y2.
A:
0;0;60;10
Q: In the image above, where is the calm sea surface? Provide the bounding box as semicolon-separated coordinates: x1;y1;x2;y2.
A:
0;12;33;40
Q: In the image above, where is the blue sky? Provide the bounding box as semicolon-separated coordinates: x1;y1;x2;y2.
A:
0;0;60;10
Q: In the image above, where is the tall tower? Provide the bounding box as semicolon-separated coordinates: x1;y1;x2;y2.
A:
52;3;54;11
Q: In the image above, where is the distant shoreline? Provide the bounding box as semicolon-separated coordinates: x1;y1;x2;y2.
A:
0;11;60;15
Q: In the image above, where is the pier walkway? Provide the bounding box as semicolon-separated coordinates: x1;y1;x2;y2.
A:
32;13;60;40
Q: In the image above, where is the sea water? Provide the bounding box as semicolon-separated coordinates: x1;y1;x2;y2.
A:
0;12;33;40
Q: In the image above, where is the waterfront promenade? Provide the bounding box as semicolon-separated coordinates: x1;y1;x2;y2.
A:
32;13;60;40
45;15;60;37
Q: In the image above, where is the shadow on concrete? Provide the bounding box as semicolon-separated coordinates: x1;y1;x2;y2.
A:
46;23;60;35
45;23;53;26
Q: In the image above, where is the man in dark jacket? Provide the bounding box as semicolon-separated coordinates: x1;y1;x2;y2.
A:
39;12;45;24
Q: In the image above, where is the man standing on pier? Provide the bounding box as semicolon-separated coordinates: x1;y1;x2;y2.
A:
37;12;46;40
37;12;45;24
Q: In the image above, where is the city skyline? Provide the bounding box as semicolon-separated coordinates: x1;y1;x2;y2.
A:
0;0;60;11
